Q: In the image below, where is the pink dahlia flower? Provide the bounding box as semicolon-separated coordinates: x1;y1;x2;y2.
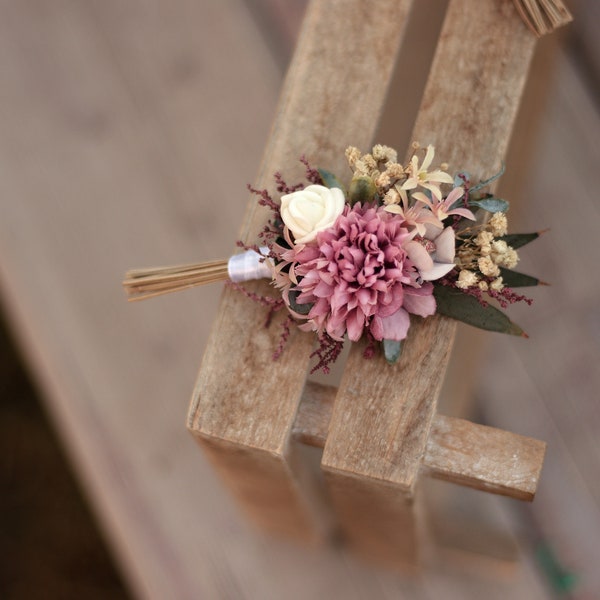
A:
288;203;439;342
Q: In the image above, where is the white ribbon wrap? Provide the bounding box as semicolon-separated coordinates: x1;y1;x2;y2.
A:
227;247;272;283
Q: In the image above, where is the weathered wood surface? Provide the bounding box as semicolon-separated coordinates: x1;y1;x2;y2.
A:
294;382;545;501
423;415;545;501
188;0;415;542
321;0;538;567
0;0;595;597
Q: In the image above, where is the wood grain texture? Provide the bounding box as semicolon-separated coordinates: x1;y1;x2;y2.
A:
411;0;537;178
423;415;546;501
321;0;538;567
0;0;586;595
1;0;592;594
188;0;415;541
293;382;545;501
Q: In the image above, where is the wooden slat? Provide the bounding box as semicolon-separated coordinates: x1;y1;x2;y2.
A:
188;0;415;541
423;415;546;501
293;382;545;501
321;0;538;567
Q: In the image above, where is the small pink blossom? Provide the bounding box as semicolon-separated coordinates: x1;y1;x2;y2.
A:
412;186;475;225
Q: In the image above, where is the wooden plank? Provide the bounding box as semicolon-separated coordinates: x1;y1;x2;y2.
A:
188;0;415;541
293;382;545;501
321;0;538;568
423;415;545;501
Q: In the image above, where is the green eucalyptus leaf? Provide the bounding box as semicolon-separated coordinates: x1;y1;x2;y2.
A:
499;232;540;249
287;290;312;316
469;163;506;193
433;285;526;337
348;175;377;205
383;339;402;364
499;268;542;288
318;168;345;192
468;196;509;213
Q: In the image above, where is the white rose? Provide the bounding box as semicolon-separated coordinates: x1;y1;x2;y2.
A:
280;184;345;244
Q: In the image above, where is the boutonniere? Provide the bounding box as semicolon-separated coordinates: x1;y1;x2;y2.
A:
124;144;546;372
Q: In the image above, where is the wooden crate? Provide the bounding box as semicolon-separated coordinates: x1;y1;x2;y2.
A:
188;0;552;569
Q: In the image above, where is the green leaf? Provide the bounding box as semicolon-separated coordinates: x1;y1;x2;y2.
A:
469;163;505;193
348;175;377;205
433;285;526;336
499;267;542;288
382;339;402;364
318;168;345;192
498;232;540;249
468;196;509;213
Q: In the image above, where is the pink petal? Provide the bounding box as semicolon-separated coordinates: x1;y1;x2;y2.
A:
346;309;365;342
411;191;433;208
449;207;476;220
405;241;434;272
434;226;455;263
444;186;464;204
377;286;404;317
420;261;455;281
373;308;411;341
403;285;436;317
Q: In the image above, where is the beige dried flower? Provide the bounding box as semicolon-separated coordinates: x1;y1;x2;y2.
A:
489;212;508;237
345;146;361;168
502;248;519;269
456;247;476;269
456;270;479;289
385;162;404;179
475;231;494;247
478;256;500;277
489;240;520;269
353;159;368;176
478;280;489;291
376;172;391;190
490;277;504;291
491;240;509;257
383;188;400;205
372;144;398;164
362;154;377;173
372;144;388;162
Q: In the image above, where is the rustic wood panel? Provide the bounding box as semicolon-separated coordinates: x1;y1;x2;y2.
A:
188;0;415;541
322;0;538;567
423;415;545;501
294;382;545;501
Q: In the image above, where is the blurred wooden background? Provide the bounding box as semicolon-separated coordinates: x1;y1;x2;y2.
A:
0;0;598;598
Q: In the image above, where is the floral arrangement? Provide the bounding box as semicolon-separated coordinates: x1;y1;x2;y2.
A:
124;143;545;373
